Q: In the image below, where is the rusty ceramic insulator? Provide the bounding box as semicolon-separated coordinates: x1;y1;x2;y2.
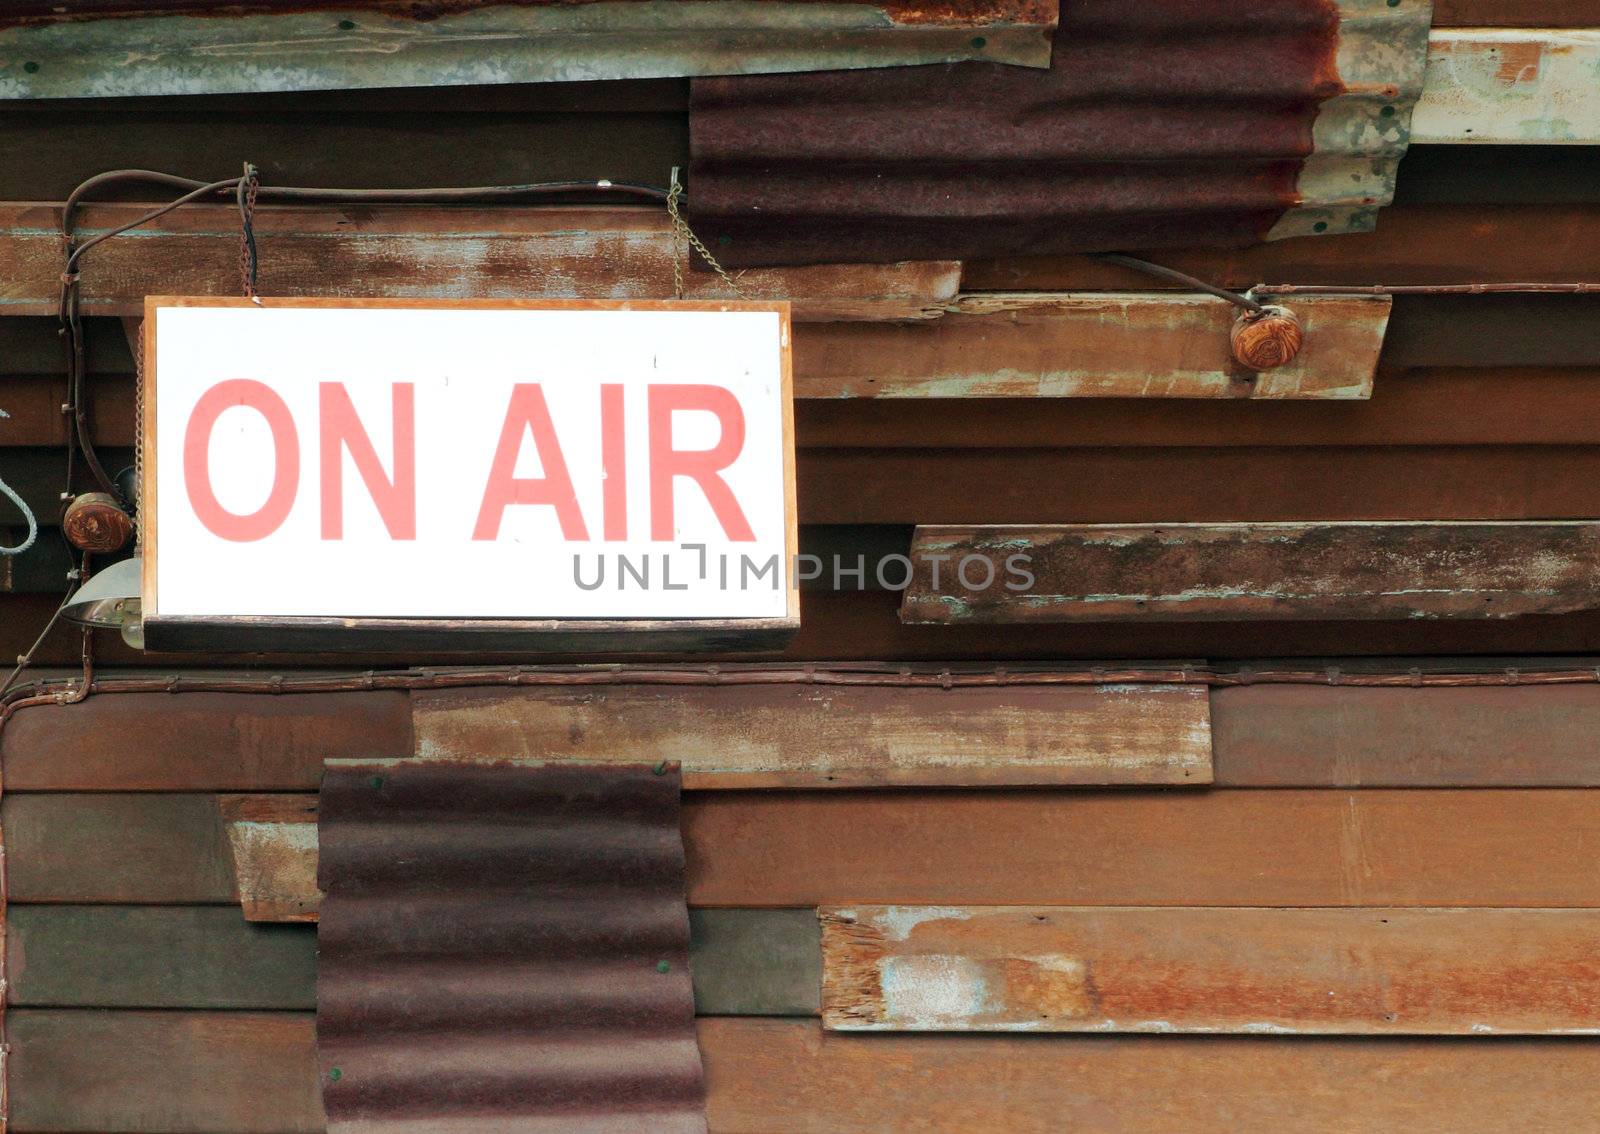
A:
63;491;134;552
1230;305;1304;370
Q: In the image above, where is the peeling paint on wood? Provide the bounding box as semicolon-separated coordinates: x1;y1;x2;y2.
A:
0;203;960;322
0;1;1057;100
901;522;1600;624
220;795;321;923
795;294;1389;399
821;906;1600;1034
411;683;1212;788
1415;31;1600;144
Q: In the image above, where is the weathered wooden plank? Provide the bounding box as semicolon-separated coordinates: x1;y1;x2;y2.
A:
14;678;1600;793
1;690;413;791
18;367;1600;450
0;2;1054;101
708;1019;1600;1133
1415;31;1600;144
7;906;819;1017
9;1010;324;1133
963;205;1600;291
899;522;1600;624
0;203;959;321
24;789;1594;912
18;583;1600;668
684;788;1600;909
222;794;320;923
799;369;1600;450
0;102;686;202
411;683;1212;788
1432;1;1600;25
690;909;823;1018
14;1012;1600;1133
800;445;1600;524
1213;683;1600;787
793;294;1388;399
821;906;1600;1034
4;793;240;904
8;906;316;1011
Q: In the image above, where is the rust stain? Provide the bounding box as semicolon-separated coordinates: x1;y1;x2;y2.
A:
995;956;1096;1022
822;907;1600;1034
690;0;1351;266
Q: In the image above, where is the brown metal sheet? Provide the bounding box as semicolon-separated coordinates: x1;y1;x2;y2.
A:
316;762;706;1133
689;0;1433;266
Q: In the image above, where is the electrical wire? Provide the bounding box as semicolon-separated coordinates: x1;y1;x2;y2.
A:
1091;252;1266;313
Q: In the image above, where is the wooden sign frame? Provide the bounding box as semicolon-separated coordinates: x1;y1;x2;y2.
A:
139;296;799;653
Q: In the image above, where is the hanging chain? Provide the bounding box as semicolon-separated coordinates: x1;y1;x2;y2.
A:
236;161;261;303
132;317;145;551
666;166;741;297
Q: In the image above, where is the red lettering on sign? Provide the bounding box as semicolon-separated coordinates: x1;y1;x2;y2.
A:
473;383;589;541
648;384;754;542
183;379;300;542
319;382;417;540
601;383;627;542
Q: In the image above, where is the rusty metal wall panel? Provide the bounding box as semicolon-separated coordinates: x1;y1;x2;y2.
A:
316;762;707;1133
689;0;1433;266
0;1;1057;99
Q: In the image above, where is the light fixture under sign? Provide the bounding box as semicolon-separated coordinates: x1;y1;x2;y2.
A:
62;557;144;649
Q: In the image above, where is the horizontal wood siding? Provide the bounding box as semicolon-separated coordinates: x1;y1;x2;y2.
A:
0;691;412;791
1;204;959;321
16;790;1595;912
12;1013;1600;1133
1211;684;1600;787
900;523;1600;624
962;205;1600;290
7;906;820;1017
793;294;1389;399
820;906;1600;1034
18;365;1600;450
800;447;1600;524
21;590;1600;666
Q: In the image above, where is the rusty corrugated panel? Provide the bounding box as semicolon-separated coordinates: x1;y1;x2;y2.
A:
316;762;706;1133
689;0;1433;266
0;0;1057;99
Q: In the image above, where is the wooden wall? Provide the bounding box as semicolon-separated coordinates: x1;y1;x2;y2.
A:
6;33;1600;1129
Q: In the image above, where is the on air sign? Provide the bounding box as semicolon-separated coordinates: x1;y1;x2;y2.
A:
140;298;797;651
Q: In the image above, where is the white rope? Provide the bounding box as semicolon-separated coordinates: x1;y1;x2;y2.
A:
0;410;40;556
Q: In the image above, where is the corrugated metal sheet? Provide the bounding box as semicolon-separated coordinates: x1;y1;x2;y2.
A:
0;0;1057;99
688;0;1434;266
316;762;707;1133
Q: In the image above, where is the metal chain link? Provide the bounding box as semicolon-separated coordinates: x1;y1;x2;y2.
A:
132;317;144;550
666;167;740;297
237;161;261;302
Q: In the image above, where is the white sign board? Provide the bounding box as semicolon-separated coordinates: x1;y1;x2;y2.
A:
141;298;797;650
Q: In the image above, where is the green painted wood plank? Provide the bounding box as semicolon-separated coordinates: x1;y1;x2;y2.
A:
7;905;821;1017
